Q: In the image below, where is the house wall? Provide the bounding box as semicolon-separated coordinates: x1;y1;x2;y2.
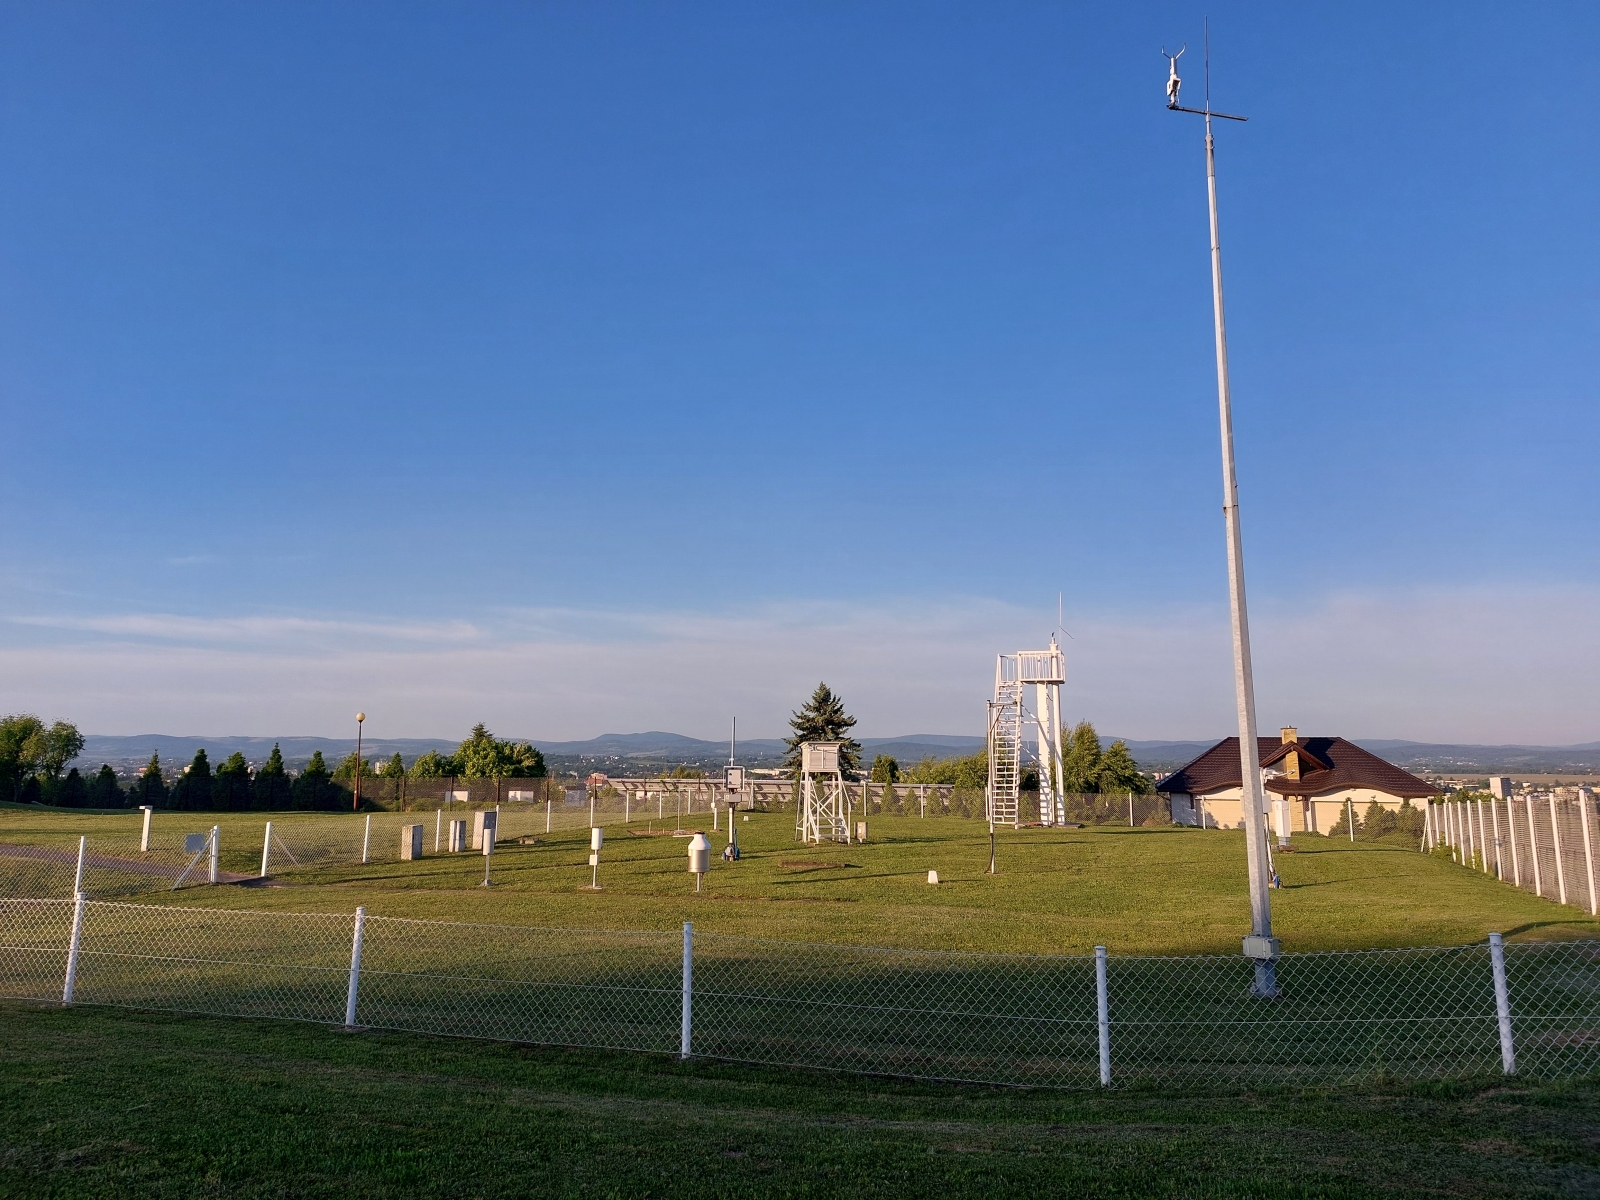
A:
1169;786;1425;833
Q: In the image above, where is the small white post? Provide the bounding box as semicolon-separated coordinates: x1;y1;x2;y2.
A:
435;808;442;853
1095;945;1111;1087
1549;794;1568;906
139;805;154;852
260;822;273;877
72;836;86;896
546;796;552;834
1489;932;1515;1075
589;794;594;829
345;906;366;1027
1129;792;1134;828
1348;798;1355;843
625;791;630;824
1582;794;1598;917
362;814;372;865
208;826;219;884
680;921;693;1059
1528;796;1543;897
1507;795;1521;886
1421;802;1431;850
62;891;87;1005
1477;798;1490;873
713;800;718;832
1466;799;1476;868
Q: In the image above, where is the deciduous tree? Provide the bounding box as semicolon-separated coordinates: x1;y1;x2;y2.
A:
1096;741;1151;796
1061;722;1102;794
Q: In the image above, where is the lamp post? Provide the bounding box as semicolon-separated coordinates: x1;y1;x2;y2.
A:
354;713;365;812
1164;37;1278;996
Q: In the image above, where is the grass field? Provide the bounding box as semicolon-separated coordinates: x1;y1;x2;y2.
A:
2;1002;1596;1199
2;803;1595;954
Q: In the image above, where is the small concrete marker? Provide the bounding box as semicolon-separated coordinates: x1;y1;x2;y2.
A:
927;870;939;885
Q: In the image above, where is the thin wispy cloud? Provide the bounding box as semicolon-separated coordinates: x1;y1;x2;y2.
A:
0;587;1593;744
7;613;484;644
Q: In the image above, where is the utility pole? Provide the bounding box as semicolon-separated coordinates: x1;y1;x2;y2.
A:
354;712;365;812
1164;35;1278;996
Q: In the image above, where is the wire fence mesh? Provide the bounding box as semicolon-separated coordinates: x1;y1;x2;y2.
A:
1432;795;1600;916
3;898;1596;1089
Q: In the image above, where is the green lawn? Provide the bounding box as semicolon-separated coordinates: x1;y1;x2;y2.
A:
2;804;1594;954
1;1002;1595;1199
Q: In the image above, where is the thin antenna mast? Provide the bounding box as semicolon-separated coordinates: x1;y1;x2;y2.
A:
730;717;736;766
1162;32;1275;999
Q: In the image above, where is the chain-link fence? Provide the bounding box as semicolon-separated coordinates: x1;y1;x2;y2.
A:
3;898;1595;1088
0;804;679;898
1430;795;1600;916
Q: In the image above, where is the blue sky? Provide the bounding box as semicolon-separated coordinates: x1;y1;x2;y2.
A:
0;3;1595;743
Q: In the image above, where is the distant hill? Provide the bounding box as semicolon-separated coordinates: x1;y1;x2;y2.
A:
73;731;1600;777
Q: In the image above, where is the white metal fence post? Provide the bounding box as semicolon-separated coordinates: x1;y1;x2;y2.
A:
1581;794;1598;917
546;796;552;833
345;906;367;1027
61;892;87;1005
435;808;442;853
1528;796;1542;897
1507;796;1521;886
1549;795;1568;906
1476;798;1489;873
260;822;273;877
72;836;86;896
1490;800;1503;879
362;815;372;866
208;826;219;884
1489;932;1516;1075
680;921;693;1059
140;805;154;852
1095;945;1111;1086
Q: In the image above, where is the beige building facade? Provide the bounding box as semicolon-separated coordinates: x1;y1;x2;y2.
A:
1161;728;1437;834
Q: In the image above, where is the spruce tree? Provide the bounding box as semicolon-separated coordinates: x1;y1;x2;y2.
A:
214;752;251;811
133;751;169;809
782;683;861;776
171;749;213;811
293;750;333;810
87;764;123;809
254;744;290;811
50;767;89;808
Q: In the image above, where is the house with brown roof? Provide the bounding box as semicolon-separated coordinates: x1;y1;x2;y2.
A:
1157;726;1438;834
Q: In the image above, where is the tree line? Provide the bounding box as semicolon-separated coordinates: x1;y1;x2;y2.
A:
1;715;547;812
875;722;1155;796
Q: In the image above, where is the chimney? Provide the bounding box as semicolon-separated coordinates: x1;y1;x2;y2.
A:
1280;726;1297;744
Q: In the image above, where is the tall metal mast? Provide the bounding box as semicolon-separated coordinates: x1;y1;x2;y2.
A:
1164;36;1279;995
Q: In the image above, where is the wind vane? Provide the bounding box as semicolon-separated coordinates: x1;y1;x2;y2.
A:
1162;34;1246;122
